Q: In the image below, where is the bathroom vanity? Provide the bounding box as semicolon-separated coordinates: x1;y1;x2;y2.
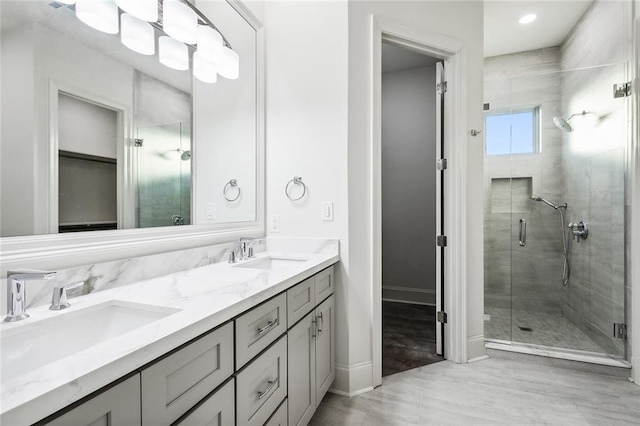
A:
0;241;339;426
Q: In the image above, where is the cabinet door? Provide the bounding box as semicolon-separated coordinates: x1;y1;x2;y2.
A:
236;293;287;368
176;379;234;426
236;336;288;426
315;295;335;406
314;267;334;303
287;313;316;426
141;322;234;426
45;375;141;426
287;277;315;328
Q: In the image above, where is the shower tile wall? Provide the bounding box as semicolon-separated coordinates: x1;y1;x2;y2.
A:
484;48;566;322
559;0;627;357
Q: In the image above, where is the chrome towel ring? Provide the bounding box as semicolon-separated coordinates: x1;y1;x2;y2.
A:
285;176;306;201
223;179;241;202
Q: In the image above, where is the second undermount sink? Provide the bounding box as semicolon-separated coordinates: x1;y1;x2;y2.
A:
235;255;308;271
1;300;180;382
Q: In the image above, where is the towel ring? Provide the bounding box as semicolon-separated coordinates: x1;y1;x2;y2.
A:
223;179;241;202
285;176;306;201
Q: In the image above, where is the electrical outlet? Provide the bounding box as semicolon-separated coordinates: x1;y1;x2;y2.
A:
321;202;334;222
271;215;281;233
484;314;491;321
206;202;215;220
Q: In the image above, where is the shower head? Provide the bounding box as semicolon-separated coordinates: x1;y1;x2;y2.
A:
553;110;598;133
531;195;566;210
553;116;573;133
180;150;191;161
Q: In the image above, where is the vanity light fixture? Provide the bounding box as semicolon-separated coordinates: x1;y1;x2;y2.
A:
162;0;198;44
115;0;157;22
76;0;119;34
121;13;155;55
65;0;236;83
518;14;537;25
193;51;218;83
159;36;189;70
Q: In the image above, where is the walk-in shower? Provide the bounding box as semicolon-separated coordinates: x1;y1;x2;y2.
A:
483;39;628;366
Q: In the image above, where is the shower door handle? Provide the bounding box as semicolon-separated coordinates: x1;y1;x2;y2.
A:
519;219;526;247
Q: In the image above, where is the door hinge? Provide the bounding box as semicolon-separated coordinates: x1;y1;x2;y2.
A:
134;138;144;147
437;311;448;324
613;82;631;98
437;81;448;95
436;235;447;247
437;158;447;171
614;323;627;339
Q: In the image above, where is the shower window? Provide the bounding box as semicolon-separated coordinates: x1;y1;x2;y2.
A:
485;107;540;155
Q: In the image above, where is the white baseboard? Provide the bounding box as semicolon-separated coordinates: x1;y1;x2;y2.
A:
467;334;486;361
382;285;435;305
330;361;374;397
468;355;489;363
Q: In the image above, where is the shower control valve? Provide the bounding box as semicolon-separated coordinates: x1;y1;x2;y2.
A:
568;221;588;242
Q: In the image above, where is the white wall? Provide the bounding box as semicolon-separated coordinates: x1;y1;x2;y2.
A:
381;66;437;305
264;0;484;395
262;0;350;390
58;93;118;159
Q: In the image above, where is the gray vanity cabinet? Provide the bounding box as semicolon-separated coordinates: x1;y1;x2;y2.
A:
314;295;335;402
175;379;235;426
287;312;317;426
287;266;335;426
141;322;234;426
265;399;288;426
43;375;141;426
235;336;288;426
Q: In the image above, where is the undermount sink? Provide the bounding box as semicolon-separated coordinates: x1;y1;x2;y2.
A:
235;256;308;271
1;300;180;382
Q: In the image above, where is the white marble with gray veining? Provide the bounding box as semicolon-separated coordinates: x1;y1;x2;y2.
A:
0;237;339;425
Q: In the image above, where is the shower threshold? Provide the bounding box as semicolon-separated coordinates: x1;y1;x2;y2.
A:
485;339;631;369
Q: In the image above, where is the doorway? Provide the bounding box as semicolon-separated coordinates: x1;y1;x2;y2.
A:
380;41;444;376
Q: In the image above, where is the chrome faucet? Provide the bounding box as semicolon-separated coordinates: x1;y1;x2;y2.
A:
239;237;265;260
4;270;57;322
50;281;85;310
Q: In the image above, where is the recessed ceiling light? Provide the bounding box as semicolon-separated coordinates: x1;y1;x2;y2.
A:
518;14;537;24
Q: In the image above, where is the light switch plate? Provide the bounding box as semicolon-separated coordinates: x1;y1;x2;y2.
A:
206;202;215;220
271;215;281;233
321;202;334;222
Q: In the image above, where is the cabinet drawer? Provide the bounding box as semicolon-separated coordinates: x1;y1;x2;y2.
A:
264;399;287;426
236;336;288;426
176;379;235;426
44;375;141;426
141;322;234;426
286;277;315;328
314;266;334;302
235;293;287;368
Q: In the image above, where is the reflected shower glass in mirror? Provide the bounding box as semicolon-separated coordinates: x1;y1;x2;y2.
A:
0;0;258;237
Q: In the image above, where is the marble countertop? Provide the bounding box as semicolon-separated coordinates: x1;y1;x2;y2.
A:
0;238;339;425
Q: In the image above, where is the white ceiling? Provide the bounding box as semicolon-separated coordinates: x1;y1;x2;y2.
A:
484;0;594;58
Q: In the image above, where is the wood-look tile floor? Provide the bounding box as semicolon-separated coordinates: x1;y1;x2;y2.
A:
383;301;444;376
310;356;640;425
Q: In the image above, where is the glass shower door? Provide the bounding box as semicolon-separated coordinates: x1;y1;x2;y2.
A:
484;63;628;359
136;122;191;228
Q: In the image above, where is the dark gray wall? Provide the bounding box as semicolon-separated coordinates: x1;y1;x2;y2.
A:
381;65;436;304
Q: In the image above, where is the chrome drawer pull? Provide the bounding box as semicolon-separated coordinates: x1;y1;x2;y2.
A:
257;318;278;336
317;312;323;333
257;379;277;400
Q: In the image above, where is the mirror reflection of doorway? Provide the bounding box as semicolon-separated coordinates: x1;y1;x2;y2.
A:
58;93;118;233
381;42;444;376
